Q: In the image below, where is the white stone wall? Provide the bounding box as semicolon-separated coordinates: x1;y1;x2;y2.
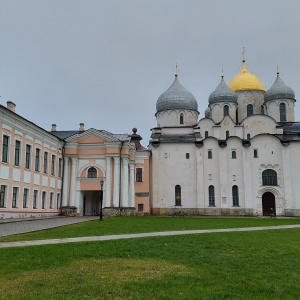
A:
265;99;295;122
156;110;198;127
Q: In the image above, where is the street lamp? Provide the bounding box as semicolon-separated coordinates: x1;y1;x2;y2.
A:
99;179;104;221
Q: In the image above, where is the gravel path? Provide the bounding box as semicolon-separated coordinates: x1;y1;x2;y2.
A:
0;216;98;237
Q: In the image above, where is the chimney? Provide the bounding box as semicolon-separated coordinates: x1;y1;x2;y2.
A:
79;123;85;131
51;124;57;132
7;101;16;112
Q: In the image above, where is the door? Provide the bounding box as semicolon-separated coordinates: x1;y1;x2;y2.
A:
262;192;275;216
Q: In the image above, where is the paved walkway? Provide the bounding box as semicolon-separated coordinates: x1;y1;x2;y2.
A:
1;223;300;248
0;216;98;237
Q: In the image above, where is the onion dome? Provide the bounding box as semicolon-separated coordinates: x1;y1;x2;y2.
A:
204;107;211;118
264;71;295;102
156;75;198;113
209;76;238;104
229;60;265;92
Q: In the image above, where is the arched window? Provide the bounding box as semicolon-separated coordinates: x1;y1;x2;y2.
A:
87;167;97;178
208;150;212;159
232;150;236;159
232;185;239;206
254;149;258;158
175;185;181;206
280;103;286;122
247;104;253;117
208;185;215;206
180;113;184;124
261;105;264;115
226;131;230;139
223;105;229;117
247;133;251;140
205;131;208;138
262;169;277;186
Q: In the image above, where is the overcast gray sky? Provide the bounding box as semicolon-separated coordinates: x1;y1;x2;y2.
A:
0;0;299;144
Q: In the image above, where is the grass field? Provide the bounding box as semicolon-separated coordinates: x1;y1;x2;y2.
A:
1;217;300;299
1;216;300;242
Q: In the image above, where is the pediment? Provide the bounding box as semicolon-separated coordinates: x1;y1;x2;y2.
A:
65;128;120;144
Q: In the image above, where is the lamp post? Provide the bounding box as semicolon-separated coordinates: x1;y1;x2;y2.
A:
99;179;104;221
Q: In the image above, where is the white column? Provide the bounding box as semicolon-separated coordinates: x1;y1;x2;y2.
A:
105;157;112;207
62;157;69;206
69;157;78;207
113;156;120;207
129;162;135;207
121;157;129;207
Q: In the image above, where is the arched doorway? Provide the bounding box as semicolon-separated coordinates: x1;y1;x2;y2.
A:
262;192;275;216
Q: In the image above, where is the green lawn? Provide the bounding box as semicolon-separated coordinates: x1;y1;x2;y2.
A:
1;217;300;299
1;216;300;242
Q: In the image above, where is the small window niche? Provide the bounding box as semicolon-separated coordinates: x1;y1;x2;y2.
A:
254;149;258;158
186;153;190;159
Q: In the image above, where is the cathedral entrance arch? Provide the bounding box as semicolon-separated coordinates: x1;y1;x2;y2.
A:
262;192;275;216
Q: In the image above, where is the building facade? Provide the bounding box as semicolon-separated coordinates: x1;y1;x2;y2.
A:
150;59;300;217
1;58;300;219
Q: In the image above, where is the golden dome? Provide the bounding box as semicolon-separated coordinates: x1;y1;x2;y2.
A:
228;60;266;92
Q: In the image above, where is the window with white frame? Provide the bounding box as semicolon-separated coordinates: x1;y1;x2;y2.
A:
136;168;143;182
57;193;61;209
42;191;46;209
25;144;31;169
44;152;48;173
51;155;56;176
33;190;38;209
2;135;9;163
14;140;21;166
50;192;54;209
58;158;62;177
35;148;40;171
12;187;19;208
87;167;97;178
0;185;7;207
23;188;29;208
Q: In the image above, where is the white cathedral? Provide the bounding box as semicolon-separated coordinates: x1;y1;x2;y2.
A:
1;57;300;219
150;59;300;217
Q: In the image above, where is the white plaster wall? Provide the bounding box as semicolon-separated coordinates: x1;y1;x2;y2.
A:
210;102;237;124
288;143;300;209
156;110;198;127
24;171;31;184
237;91;265;122
266;100;295;122
152;143;197;208
242;115;277;139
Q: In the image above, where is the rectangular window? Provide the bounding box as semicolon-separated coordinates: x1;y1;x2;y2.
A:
186;153;190;159
14;140;21;166
56;193;61;209
12;187;19;208
44;152;48;173
42;191;46;209
51;155;56;176
254;149;258;158
138;204;144;212
0;185;7;207
49;192;54;209
136;168;143;182
2;135;9;163
25;144;31;169
33;190;38;209
58;158;62;177
35;148;40;171
23;188;29;208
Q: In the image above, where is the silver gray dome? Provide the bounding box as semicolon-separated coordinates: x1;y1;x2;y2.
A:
156;76;198;113
204;107;211;118
208;77;238;104
265;73;295;102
